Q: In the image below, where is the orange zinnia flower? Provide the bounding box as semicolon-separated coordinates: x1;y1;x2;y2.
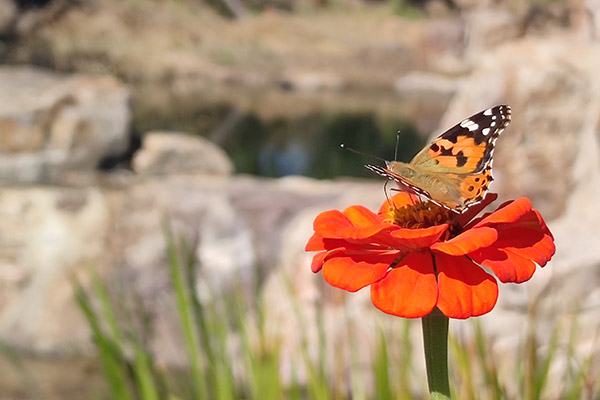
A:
306;193;555;319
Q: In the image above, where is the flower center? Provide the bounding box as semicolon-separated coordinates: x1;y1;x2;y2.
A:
382;200;456;229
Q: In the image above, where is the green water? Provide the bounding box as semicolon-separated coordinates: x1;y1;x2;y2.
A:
132;103;427;178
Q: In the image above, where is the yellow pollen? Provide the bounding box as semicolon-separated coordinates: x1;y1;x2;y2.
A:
382;201;455;229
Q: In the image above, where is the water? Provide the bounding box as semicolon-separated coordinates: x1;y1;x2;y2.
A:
131;98;432;179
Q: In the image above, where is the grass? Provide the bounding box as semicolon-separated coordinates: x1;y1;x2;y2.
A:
67;225;600;400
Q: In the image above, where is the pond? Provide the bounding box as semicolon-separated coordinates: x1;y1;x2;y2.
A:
130;84;451;179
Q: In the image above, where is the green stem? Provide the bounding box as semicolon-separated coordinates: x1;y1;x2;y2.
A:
422;308;451;399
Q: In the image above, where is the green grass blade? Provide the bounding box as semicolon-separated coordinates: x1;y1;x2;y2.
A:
131;338;161;400
90;269;125;344
398;319;415;399
473;321;503;399
73;277;135;400
208;296;238;399
95;269;162;400
346;310;366;400
236;298;283;400
163;221;208;400
533;323;559;399
448;332;474;400
281;270;330;400
374;329;393;400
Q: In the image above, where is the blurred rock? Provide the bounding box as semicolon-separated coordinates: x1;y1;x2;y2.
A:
279;70;344;92
0;173;366;359
132;131;234;176
452;0;494;9
14;0;79;37
0;66;130;184
440;37;598;221
0;0;16;36
0;186;109;353
393;71;459;98
463;6;522;62
113;175;346;365
584;0;600;39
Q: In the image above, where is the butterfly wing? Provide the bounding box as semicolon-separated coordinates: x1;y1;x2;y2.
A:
455;164;494;210
365;163;432;199
410;105;511;174
367;162;492;211
365;105;511;212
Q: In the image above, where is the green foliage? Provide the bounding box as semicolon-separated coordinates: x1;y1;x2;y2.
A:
74;269;161;400
374;330;393;400
449;311;600;400
72;223;288;400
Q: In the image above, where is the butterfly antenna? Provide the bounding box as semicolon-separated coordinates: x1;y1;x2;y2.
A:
340;144;387;163
394;130;401;161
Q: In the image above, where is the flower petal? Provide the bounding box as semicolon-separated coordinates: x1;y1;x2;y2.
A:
474;197;532;227
378;192;421;213
310;250;328;273
533;209;554;240
469;202;555;283
455;193;498;227
310;247;351;273
343;205;383;227
470;226;555;283
314;207;390;240
436;253;498;319
431;227;497;255
322;251;397;292
370;252;437;318
470;247;536;283
389;224;449;249
305;232;325;251
306;234;367;253
494;227;555;267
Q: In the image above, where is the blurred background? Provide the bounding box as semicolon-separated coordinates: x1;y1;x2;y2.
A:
0;0;599;399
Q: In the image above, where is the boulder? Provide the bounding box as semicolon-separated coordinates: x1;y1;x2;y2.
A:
278;70;344;92
132;131;234;176
0;186;110;353
393;70;459;98
0;66;130;184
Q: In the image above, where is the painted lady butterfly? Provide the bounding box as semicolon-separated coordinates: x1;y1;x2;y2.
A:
366;105;511;213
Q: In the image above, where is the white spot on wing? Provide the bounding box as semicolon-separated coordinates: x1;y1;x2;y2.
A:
483;108;493;116
482;128;491;136
460;119;479;131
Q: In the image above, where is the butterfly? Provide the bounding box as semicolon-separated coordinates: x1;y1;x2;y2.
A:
366;105;511;213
